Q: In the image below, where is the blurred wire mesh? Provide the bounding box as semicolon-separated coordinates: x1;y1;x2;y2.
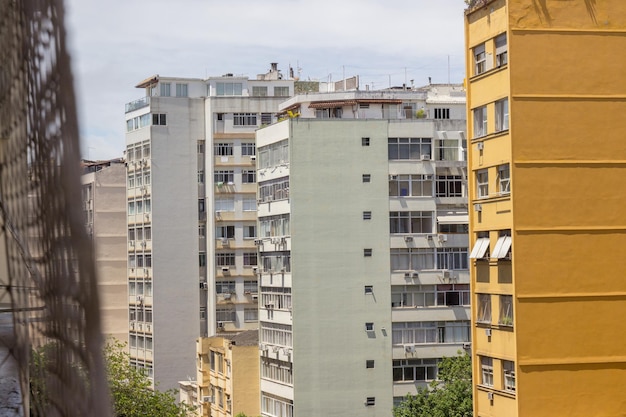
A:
0;0;111;416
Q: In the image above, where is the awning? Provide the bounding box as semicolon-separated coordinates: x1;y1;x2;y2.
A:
308;100;357;109
135;75;159;88
437;215;468;225
469;237;490;259
492;235;512;259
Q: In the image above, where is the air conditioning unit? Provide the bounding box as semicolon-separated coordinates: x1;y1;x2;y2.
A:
272;346;280;353
473;203;482;212
221;238;229;245
421;154;431;161
442;270;451;279
252;294;258;300
405;345;416;353
136;295;143;302
141;240;146;247
477;142;484;150
143;268;149;276
221;266;230;273
130;241;135;247
280;267;286;273
280;237;287;244
200;282;208;290
130;321;135;329
462;342;471;350
202;396;214;403
144;213;150;220
485;328;492;337
244;290;251;294
271;238;280;244
427;234;434;240
487;392;494;401
250;155;256;161
438;234;448;243
252;266;258;273
146;324;151;332
404;236;413;242
258;343;266;351
404;272;411;279
254;239;263;246
389;174;398;181
222;293;231;300
217;322;225;330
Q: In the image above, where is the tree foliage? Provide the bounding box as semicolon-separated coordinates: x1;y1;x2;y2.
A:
393;352;473;417
105;340;194;417
30;340;194;417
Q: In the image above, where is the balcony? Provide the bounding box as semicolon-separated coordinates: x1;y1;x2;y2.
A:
125;96;150;113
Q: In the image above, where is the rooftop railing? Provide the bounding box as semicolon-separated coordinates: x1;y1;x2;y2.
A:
125;96;150;113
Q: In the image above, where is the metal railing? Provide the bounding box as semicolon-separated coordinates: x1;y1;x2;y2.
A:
125;96;150;113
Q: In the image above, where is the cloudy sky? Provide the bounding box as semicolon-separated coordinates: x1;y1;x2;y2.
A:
64;0;467;160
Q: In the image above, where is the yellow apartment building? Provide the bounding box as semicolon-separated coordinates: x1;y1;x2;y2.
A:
197;330;260;417
465;1;626;416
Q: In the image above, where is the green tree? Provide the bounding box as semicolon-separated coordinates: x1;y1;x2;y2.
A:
393;352;473;417
105;340;194;417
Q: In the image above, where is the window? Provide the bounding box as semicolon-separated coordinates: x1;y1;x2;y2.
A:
199;224;206;238
216;225;235;239
215;198;235;212
261;394;293;417
198;199;205;213
261;252;290;272
499;295;513;326
214;170;234;184
436;175;464;197
128;201;135;215
260;322;293;347
389;174;433;197
492;231;512;259
474;43;486;75
362;174;371;183
503;360;516;392
144;172;150;185
389;211;433;234
197;170;205;184
216;253;236;266
175;83;188;97
393;358;439;382
243;225;256;238
197;140;205;154
365;323;374;332
274;86;290;97
477;294;492;323
160;82;171;97
391;249;435;271
434;108;450;119
233;113;257;126
244;280;258;293
243;253;258;266
128;228;135;241
366;360;375;369
364;286;373;294
364;249;373;257
363;211;372;220
436;248;469;270
199;252;206;267
214;143;233;156
128;175;135;189
216;308;236;322
497;164;510;195
473;106;487;137
242;170;256;183
259;214;290;237
362;137;370;146
261;113;273;125
142;143;150;158
391;286;470;308
480;356;494;387
495;33;508;67
438;139;461;161
260;287;291;310
495;98;509;131
259;177;289;202
365;397;375;406
388;138;432;160
476;170;489;198
216;280;236;294
258;139;288;169
152;113;166;126
242;197;257;212
252;86;268;96
245;308;258;322
469;236;490;259
216;82;242;96
241;142;256;156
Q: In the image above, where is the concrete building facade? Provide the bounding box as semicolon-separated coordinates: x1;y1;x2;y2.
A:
124;65;294;392
256;86;469;416
465;1;626;416
81;159;128;344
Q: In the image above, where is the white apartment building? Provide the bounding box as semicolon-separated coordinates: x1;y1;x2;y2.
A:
256;85;469;416
124;64;294;392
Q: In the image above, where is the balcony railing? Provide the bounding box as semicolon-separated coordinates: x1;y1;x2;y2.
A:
125;96;150;113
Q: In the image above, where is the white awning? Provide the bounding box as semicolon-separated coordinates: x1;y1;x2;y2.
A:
437;215;469;225
492;235;512;259
469;237;490;259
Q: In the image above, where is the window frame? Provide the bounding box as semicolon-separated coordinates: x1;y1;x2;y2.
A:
476;169;489;199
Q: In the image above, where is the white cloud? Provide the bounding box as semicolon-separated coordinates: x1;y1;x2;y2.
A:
65;0;467;160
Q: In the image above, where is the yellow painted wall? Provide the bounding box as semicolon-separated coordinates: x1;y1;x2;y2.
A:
467;0;626;416
231;345;260;417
